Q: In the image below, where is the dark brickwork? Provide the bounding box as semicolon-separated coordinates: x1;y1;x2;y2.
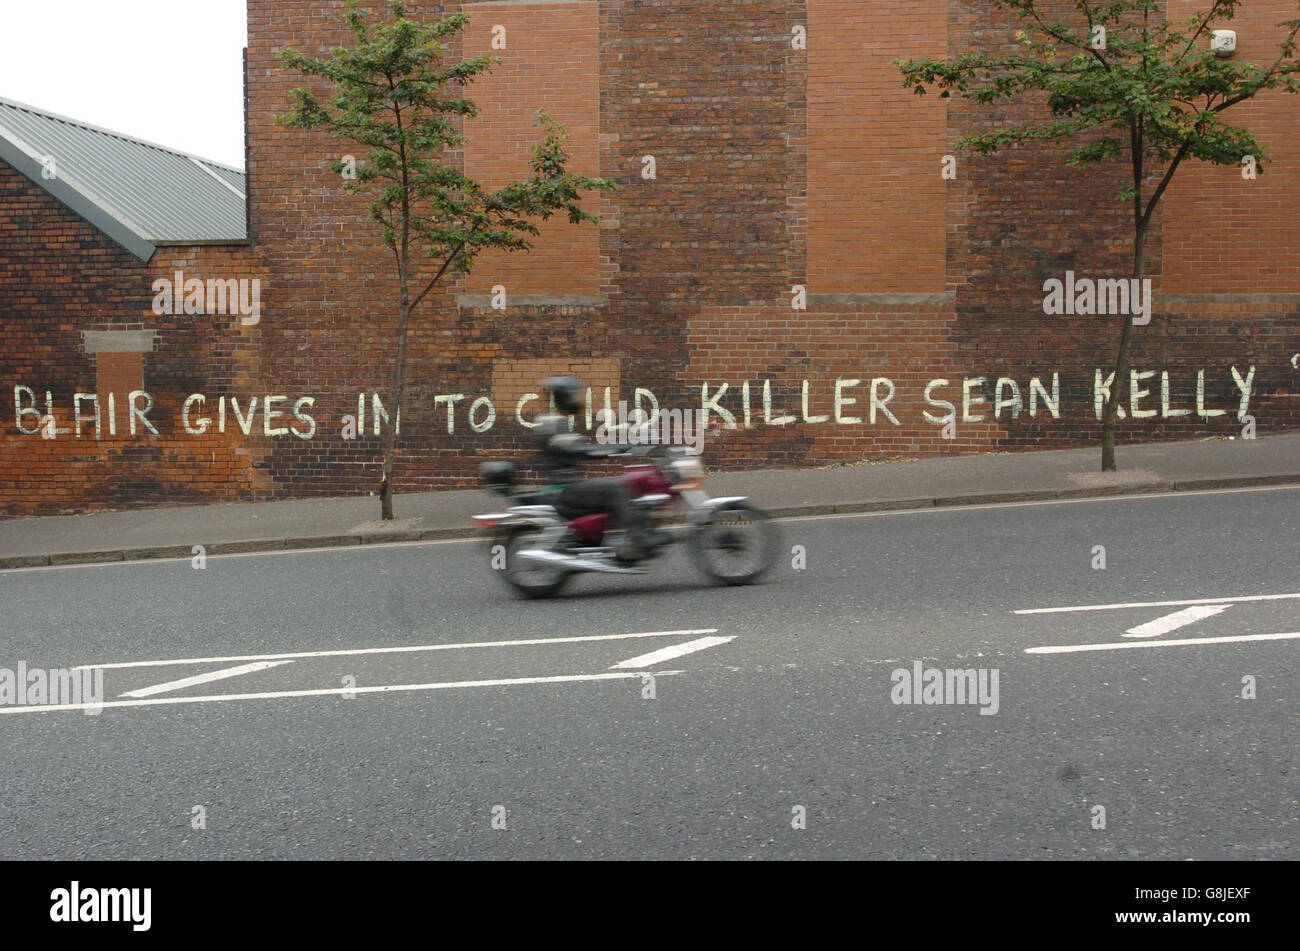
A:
2;0;1297;515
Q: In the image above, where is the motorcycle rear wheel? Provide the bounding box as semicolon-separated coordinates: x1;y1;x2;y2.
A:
497;525;572;599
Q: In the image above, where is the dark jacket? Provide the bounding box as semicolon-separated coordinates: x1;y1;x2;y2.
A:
534;413;613;486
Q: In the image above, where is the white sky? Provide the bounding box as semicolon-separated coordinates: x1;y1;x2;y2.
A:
1;0;248;168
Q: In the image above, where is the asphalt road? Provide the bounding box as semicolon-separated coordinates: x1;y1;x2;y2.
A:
0;486;1295;860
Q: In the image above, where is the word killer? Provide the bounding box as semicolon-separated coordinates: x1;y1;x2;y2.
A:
1043;271;1153;325
152;269;260;326
890;662;1000;715
0;662;103;714
50;882;151;932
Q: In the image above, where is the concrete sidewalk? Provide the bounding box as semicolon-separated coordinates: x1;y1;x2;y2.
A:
1;433;1297;569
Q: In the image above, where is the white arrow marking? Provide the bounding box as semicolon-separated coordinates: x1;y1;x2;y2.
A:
1015;591;1300;615
611;636;736;669
1026;631;1300;655
1123;604;1230;638
1013;589;1300;613
122;661;293;698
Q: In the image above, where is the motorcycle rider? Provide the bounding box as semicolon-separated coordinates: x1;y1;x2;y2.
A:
536;376;650;562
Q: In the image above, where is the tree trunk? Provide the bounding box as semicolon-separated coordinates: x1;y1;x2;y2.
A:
1099;226;1148;471
380;296;411;521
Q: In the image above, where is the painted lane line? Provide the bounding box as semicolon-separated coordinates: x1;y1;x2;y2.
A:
0;670;684;716
72;629;719;672
610;636;736;670
1123;604;1231;639
121;661;293;698
1015;592;1300;616
1026;631;1300;655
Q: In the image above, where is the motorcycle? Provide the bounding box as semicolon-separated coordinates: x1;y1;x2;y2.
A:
473;445;779;598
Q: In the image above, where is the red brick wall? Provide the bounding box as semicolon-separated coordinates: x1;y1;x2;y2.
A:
2;0;1298;516
808;0;948;293
942;0;1299;450
1163;0;1300;293
461;1;603;296
0;164;272;515
686;302;1009;467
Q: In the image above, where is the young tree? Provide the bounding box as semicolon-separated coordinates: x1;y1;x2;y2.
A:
278;0;612;518
897;0;1300;470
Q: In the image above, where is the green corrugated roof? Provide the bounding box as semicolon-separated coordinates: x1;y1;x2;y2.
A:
0;96;247;262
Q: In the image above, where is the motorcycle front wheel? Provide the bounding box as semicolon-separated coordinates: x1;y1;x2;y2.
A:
689;502;779;586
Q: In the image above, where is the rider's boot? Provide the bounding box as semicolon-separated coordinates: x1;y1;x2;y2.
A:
607;530;646;564
642;525;674;549
628;510;671;554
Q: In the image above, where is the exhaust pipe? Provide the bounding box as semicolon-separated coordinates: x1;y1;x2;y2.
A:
517;549;643;574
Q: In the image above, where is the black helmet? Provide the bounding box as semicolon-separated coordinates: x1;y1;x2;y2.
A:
543;376;585;415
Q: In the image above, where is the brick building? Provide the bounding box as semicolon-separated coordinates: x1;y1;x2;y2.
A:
2;0;1298;516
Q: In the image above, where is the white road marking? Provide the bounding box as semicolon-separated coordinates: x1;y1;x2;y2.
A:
1123;604;1231;638
1026;632;1300;655
1016;592;1300;616
0;670;684;716
121;661;293;698
610;635;736;669
72;629;719;672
